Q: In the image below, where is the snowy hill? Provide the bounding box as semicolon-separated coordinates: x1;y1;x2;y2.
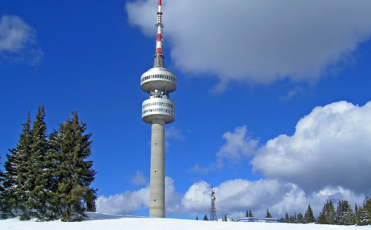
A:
1;213;371;230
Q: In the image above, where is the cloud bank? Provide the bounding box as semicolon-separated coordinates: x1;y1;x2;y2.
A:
127;0;371;91
97;177;364;219
0;15;43;64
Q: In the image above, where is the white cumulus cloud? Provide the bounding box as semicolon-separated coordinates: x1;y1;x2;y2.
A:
130;170;148;186
97;177;182;215
0;15;43;64
252;101;371;193
126;0;371;91
189;126;258;173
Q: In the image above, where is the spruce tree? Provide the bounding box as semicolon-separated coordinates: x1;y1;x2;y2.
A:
297;213;304;223
266;209;272;218
249;209;254;217
364;196;371;216
356;207;371;226
49;112;97;221
204;215;209;221
245;209;248;217
21;106;52;220
335;200;355;225
304;204;316;223
285;212;290;223
317;200;336;224
2;112;33;218
0;158;7;218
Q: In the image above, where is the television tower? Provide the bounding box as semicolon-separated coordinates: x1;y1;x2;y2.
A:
140;0;177;218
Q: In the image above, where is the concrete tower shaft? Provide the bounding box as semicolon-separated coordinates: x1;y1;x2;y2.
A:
140;0;176;218
149;120;165;218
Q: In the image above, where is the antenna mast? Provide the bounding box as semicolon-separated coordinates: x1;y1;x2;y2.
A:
210;187;217;221
154;0;165;67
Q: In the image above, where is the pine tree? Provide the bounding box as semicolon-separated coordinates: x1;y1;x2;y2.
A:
355;204;358;216
20;106;52;221
364;196;371;216
0;158;7;218
304;204;316;223
266;209;272;218
245;210;248;217
249;209;254;217
356;207;371;226
204;215;209;221
297;213;304;223
335;200;355;225
196;215;198;220
285;212;290;223
317;200;336;224
2;112;33;218
49;112;97;221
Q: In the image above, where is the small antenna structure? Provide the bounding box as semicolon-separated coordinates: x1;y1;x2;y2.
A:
210;187;217;221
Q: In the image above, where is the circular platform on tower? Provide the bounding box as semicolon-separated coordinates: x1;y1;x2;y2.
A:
142;98;175;124
141;67;177;93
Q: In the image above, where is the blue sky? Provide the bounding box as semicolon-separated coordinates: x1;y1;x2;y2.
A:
1;0;371;219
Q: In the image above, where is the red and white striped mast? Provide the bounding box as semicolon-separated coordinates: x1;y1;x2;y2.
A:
156;0;163;55
154;0;165;67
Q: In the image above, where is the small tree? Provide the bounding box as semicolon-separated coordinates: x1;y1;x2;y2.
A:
204;215;209;221
284;212;290;223
249;209;254;217
335;200;355;225
304;204;316;223
356;207;371;226
297;213;304;223
266;209;272;218
317;200;335;224
196;215;198;220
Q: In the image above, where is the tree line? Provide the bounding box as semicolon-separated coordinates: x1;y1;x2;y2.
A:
0;106;97;222
200;196;371;225
280;197;371;225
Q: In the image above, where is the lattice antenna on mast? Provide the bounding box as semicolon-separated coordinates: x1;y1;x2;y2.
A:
210;187;217;221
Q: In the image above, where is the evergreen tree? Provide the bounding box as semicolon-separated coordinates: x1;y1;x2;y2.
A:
266;209;272;218
335;200;355;225
364;196;371;216
245;210;248;217
317;200;336;224
304;204;316;223
249;209;254;217
356;207;371;226
49;112;97;221
297;213;304;223
355;204;358;216
284;212;290;223
291;212;298;224
21;106;53;220
196;215;198;220
204;215;209;221
0;158;7;218
2;112;33;218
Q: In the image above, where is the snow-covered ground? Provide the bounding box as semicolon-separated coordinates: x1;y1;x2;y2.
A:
1;213;371;230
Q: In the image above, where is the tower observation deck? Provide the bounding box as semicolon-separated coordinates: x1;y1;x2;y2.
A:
140;0;176;218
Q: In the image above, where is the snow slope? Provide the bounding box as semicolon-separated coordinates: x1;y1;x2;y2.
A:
1;213;371;230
